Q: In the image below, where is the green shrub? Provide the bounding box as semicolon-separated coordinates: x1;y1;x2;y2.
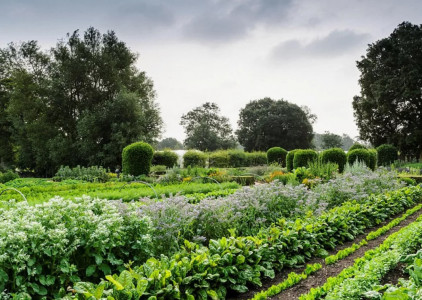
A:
286;149;300;172
267;147;288;166
152;150;179;168
228;150;247;167
399;177;416;186
122;142;154;176
245;152;267;166
347;148;371;168
368;149;377;171
183;150;206;168
209;150;229;168
54;165;110;182
320;148;347;173
349;143;367;151
377;144;398;166
293;149;318;169
0;170;20;184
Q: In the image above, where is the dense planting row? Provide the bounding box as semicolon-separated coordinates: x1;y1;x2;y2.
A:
65;185;422;300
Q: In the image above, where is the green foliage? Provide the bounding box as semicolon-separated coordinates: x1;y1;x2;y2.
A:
53;165;110;182
156;138;184;150
183;150;206;168
353;22;422;160
236;98;314;151
293;149;318;169
152;150;178;168
347;148;371;168
368;149;378;171
286;149;300;172
320;148;347;173
122;142;154;176
0;197;154;297
0;170;19;184
227;149;247;168
74;186;422;299
307;161;339;181
180;102;236;151
321;131;343;149
377;144;398;166
208;150;229;168
0;28;162;175
245;152;268;166
349;143;367;151
399;176;417;186
266;147;288;166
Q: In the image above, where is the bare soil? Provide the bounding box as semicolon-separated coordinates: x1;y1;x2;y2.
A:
228;206;422;300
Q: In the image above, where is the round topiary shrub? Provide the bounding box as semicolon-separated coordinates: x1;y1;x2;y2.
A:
122;141;154;176
367;149;377;171
349;143;367;151
245;152;267;166
152;150;179;168
347;148;371;168
267;147;288;166
293;149;318;169
377;144;398;166
321;148;347;173
209;150;229;168
228;150;247;168
183;150;206;168
286;149;300;172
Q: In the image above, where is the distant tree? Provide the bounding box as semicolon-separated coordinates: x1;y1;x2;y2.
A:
0;28;162;175
321;131;343;149
236;98;314;151
353;22;422;159
180;102;236;151
341;134;355;151
157;138;184;150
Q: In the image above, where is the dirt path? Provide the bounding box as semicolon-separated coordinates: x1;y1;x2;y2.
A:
230;206;422;300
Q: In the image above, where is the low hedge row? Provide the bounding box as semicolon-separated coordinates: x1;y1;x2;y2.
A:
73;185;422;299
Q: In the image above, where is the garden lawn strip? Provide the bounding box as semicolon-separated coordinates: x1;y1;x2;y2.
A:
238;201;422;300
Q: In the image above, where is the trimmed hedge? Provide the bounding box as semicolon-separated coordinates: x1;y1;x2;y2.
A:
245;152;267;166
321;148;347;173
349;143;367;151
267;147;288;166
152;150;178;168
377;144;398;166
293;149;318;169
228;150;246;168
183;150;207;168
209;151;229;168
122;142;153;176
347;148;371;168
368;149;377;171
286;149;300;172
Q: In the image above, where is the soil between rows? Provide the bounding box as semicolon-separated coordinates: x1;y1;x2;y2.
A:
229;206;422;300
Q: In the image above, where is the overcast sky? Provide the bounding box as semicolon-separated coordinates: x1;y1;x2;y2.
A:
1;0;421;142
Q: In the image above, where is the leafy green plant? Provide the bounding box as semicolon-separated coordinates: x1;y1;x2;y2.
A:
347;148;371;168
183;150;206;168
152;150;179;168
122;141;154;176
267;147;288;166
286;149;300;172
377;144;399;166
293;149;318;169
54;165;110;182
320;148;346;173
0;170;19;184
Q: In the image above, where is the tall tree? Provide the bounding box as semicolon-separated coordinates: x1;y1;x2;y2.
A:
321;131;343;149
180;102;236;151
236;98;314;151
157;138;184;150
0;28;162;174
353;22;422;159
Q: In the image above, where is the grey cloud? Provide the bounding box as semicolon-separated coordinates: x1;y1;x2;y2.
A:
271;29;371;60
182;0;294;43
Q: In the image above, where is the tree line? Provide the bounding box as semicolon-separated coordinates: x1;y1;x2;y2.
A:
1;22;421;175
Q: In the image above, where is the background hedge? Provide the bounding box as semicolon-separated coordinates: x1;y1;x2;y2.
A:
183;150;207;168
321;148;347;173
267;147;288;166
377;144;398;166
293;149;318;169
347;148;371;168
152;150;179;168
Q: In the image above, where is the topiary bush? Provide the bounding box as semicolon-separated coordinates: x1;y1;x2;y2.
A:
209;151;229;168
320;148;347;173
377;144;398;166
228;150;247;168
267;147;288;166
368;149;377;171
0;170;20;184
122;142;154;176
347;148;371;168
286;149;300;172
245;152;267;166
293;149;318;169
152;150;179;168
183;150;207;168
349;143;367;151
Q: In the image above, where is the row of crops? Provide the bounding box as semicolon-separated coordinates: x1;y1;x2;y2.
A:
1;163;421;299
